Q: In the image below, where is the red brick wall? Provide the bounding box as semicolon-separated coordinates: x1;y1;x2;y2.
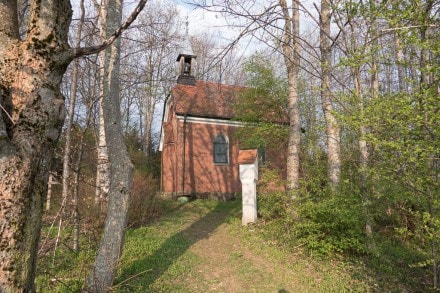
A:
161;110;178;194
161;112;241;198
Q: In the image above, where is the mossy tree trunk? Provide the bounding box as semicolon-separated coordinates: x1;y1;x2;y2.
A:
0;1;72;291
0;1;147;291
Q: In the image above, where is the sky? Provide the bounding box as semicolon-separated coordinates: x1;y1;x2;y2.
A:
170;0;262;58
170;0;320;55
171;1;237;37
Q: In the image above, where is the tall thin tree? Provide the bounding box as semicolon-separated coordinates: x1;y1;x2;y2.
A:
280;0;301;193
85;0;134;290
60;0;86;253
95;0;111;204
320;0;341;190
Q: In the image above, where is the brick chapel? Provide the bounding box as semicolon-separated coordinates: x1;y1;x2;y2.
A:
159;38;286;200
159;34;250;199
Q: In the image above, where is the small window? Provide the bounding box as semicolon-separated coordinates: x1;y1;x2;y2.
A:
214;134;228;164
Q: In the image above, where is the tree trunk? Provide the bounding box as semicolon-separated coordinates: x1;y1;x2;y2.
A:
85;1;134;291
143;57;153;157
62;0;86;253
320;0;341;190
0;0;146;290
95;102;111;203
46;173;56;211
143;92;155;158
353;66;374;241
72;104;94;253
95;3;111;204
280;0;301;193
0;1;72;291
394;34;407;93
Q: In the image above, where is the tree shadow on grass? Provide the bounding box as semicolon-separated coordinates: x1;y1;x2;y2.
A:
115;200;240;291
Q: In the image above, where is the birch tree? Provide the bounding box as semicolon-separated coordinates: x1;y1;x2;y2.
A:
95;1;111;203
279;0;301;192
331;0;377;245
61;0;86;253
319;0;341;190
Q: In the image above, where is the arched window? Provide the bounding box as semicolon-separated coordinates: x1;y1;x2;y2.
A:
213;134;229;164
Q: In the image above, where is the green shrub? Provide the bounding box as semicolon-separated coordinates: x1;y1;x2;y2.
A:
293;194;367;256
257;167;288;220
256;187;368;256
258;191;288;220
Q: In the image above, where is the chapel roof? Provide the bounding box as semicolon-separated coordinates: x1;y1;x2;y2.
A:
172;80;246;120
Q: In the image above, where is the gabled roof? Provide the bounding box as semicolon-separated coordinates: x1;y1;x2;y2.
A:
172;80;246;120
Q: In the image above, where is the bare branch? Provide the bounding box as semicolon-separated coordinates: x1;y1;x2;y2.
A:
0;103;14;125
381;24;439;32
72;0;148;58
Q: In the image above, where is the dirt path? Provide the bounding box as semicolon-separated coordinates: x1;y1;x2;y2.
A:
117;200;367;292
180;208;305;293
187;223;248;292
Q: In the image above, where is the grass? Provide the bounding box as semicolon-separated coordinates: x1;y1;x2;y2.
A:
37;198;430;292
225;214;371;292
115;199;369;292
115;200;235;292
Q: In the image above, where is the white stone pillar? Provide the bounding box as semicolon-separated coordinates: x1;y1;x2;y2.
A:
239;150;258;225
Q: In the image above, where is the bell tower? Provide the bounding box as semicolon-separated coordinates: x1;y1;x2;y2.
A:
177;21;196;86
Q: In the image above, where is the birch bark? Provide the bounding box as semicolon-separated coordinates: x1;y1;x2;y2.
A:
95;1;111;203
320;0;341;190
280;0;301;193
